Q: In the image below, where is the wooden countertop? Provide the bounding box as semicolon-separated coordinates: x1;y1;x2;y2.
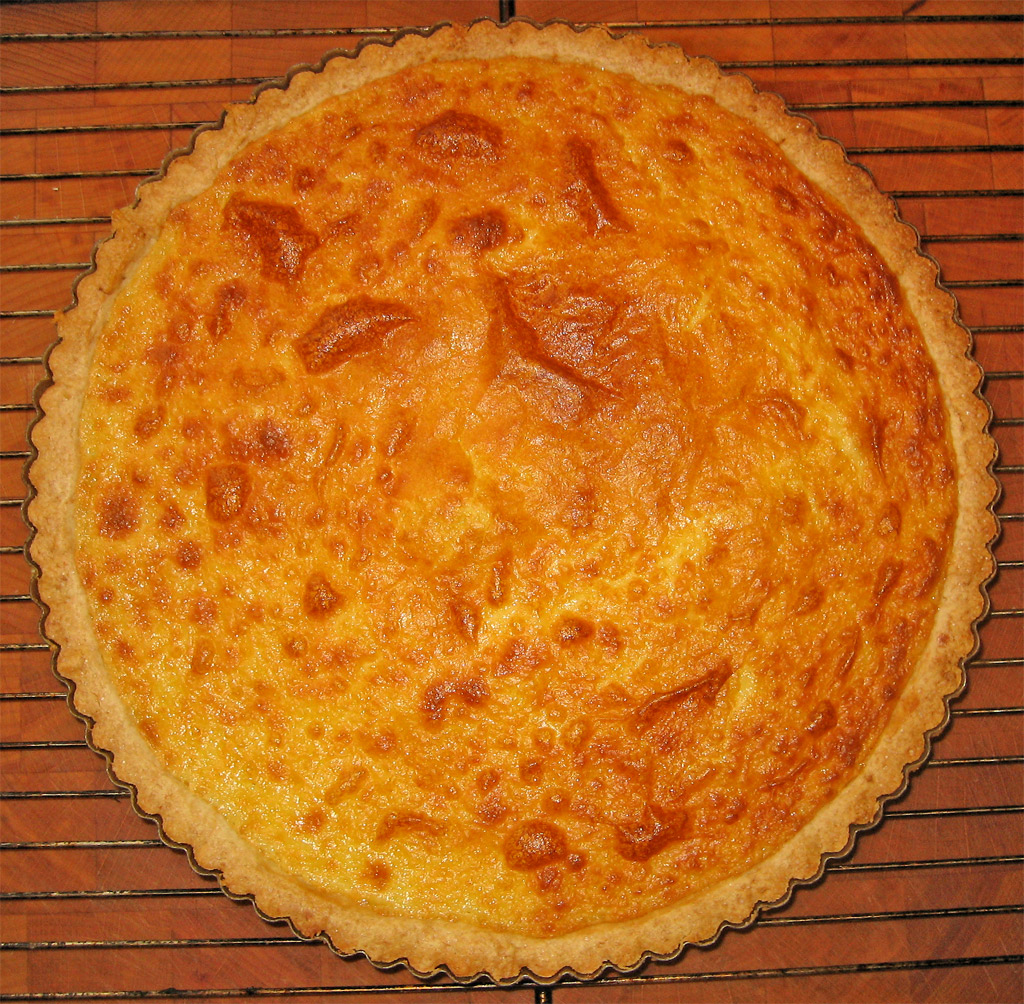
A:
1;2;1021;1002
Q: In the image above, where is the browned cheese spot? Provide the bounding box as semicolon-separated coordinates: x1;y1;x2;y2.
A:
223;195;320;283
207;281;247;343
477;793;510;826
503;820;568;871
133;405;165;439
795;584;824;615
191;596;218;626
420;675;490;725
563;137;632;236
485;276;620;404
160;504;185;531
324;766;368;803
146;339;196;395
292;166;319;194
555;615;595;646
449;596;481;641
916;537;945;597
755;394;808;440
232;365;286;396
98;491;139;539
294;296;414;375
537;865;562;893
615;805;689;862
772;183;811;217
226;417;292;463
809;700;837;735
283;635;308;658
664;139;695;165
100;385;131;404
364;730;396;756
495;636;547;677
190;639;216;677
205;464;251;522
296;809;325;834
363;858;391;888
835;627;862;679
864;410;887;471
303;572;341;618
182;417;206;441
634;661;732;732
414;110;504;164
487;553;512;606
375;811;445;843
138;718;161;747
874;560;903;601
448;208;509;253
176;540;202;570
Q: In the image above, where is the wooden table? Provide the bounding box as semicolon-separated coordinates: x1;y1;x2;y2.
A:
1;3;1021;1002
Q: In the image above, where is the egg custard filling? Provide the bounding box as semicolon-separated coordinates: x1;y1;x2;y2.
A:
32;22;995;982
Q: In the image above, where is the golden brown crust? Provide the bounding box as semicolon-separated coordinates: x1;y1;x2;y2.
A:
28;19;998;983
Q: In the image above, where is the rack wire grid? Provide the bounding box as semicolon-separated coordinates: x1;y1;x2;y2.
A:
1;1;1022;1002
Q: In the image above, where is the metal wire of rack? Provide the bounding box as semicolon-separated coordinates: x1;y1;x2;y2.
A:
1;2;1022;1002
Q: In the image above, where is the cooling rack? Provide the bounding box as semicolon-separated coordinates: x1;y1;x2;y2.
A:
1;1;1022;1001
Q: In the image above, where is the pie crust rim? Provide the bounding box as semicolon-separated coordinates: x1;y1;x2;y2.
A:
25;17;999;984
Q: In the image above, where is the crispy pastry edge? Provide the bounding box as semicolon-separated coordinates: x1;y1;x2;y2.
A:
26;18;999;984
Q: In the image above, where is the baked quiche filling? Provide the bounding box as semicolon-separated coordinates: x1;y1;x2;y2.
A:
75;57;956;938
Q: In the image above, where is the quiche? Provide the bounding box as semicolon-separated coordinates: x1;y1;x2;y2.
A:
28;20;997;983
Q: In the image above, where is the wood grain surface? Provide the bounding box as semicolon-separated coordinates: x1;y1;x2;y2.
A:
1;2;1021;1002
